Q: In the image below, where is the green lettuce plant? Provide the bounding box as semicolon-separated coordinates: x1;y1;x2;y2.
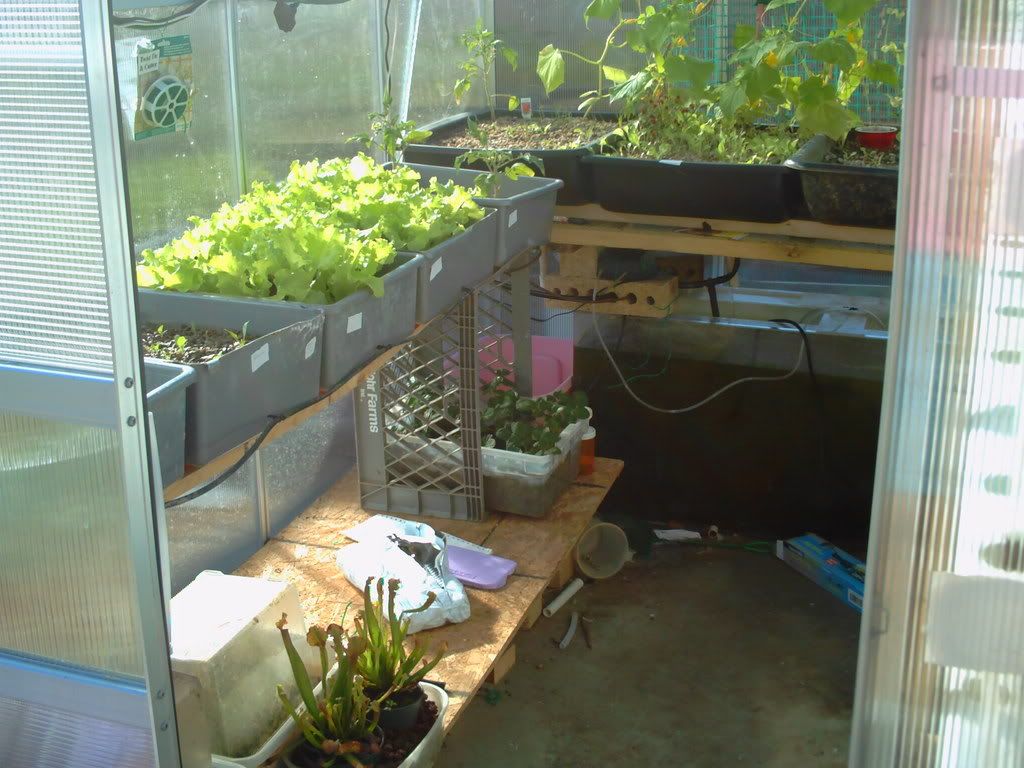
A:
481;371;590;455
137;155;484;304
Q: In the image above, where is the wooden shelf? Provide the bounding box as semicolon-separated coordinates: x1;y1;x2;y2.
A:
235;457;624;737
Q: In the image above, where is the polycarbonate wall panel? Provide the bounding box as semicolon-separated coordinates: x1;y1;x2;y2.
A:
0;694;154;768
265;395;357;537
235;0;377;183
393;0;488;126
852;1;1024;766
114;0;240;251
0;0;113;372
166;457;260;595
0;412;142;676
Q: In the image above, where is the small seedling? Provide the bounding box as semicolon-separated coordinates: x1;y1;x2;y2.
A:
454;120;543;197
354;95;432;164
455;18;520;122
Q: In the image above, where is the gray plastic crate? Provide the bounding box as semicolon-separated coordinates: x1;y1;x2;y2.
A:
139;291;324;466
410;211;498;324
139;256;418;392
406;163;563;265
144;358;195;487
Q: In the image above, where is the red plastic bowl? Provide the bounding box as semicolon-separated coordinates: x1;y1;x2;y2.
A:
855;125;898;151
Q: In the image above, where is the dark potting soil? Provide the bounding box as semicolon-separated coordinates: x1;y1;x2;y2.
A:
377;699;439;768
142;324;244;365
431;115;609;151
287;735;383;768
827;141;900;168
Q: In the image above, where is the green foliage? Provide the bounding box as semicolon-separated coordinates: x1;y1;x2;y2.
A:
536;44;565;96
276;614;380;767
354;95;431;164
480;371;590;455
137;155;484;305
456;18;520;121
355;578;445;700
454;120;542;196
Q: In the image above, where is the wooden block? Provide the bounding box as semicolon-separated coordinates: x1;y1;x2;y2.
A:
556;244;600;277
522;592;544;630
551;550;576;591
540;273;678;319
487;644;516;685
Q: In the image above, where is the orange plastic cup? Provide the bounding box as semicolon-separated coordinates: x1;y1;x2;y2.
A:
580;427;596;475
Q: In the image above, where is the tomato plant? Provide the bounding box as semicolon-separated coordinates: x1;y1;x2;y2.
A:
455;18;521;122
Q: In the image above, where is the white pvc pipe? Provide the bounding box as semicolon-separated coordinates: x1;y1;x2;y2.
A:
543;578;584;618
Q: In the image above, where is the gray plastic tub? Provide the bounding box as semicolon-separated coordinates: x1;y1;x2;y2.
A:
144;358;195;487
406;163;563;265
139;291;324;466
140;256;419;392
409;210;498;324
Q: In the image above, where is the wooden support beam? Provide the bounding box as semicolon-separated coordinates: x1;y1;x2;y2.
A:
555;204;896;247
522;593;544;630
540;273;677;318
551;220;893;272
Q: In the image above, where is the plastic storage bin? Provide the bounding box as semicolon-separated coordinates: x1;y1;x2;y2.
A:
169;571;320;761
140;291;324;465
405;163;563;265
403;109;617;205
144;358;195;486
410;211;498;324
784;134;898;228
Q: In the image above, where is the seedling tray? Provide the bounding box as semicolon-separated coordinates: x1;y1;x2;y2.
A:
406;162;562;265
143;358;195;486
403;109;617;206
139;291;324;465
408;210;498;324
584;152;802;222
785;134;898;228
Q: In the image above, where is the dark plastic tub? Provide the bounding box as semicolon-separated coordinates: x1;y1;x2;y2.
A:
585;153;802;222
403;110;617;206
406;162;562;265
785;134;898;228
139;291;324;466
143;358;195;486
409;211;498;324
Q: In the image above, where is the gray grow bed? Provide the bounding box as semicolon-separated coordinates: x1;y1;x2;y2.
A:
405;163;563;265
139;290;324;466
143;358;195;486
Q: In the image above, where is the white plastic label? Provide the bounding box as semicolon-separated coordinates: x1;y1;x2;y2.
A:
250;343;270;372
347;313;363;333
508;209;518;228
304;337;317;359
429;257;443;281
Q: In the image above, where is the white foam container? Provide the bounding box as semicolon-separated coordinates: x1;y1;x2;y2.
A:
170;571;319;761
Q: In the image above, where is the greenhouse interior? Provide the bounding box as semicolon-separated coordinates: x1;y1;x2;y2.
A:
3;0;1024;766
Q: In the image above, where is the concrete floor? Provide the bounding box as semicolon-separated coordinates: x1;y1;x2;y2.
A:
438;543;862;768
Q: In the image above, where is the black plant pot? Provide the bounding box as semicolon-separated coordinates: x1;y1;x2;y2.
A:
784;134;898;228
403;109;618;206
584;152;803;222
373;685;425;732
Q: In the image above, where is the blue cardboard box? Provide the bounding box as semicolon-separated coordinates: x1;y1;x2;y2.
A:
776;533;865;613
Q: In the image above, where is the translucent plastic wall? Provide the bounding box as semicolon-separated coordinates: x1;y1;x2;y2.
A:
852;1;1024;766
2;2;172;766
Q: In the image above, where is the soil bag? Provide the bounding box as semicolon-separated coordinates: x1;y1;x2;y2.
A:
337;517;470;633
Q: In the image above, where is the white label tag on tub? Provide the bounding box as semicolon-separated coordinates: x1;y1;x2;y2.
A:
304;337;317;359
508;209;518;228
429;257;444;281
347;313;363;334
250;343;270;372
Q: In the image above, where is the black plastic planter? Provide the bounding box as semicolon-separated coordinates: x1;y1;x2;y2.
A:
403;110;617;206
372;685;425;732
584;153;802;222
785;134;898;228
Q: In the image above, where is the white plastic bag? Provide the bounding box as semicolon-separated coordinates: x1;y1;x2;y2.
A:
336;518;470;634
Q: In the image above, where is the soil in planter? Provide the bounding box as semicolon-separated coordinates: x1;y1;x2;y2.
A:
430;115;610;151
288;734;384;768
142;324;244;365
827;141;900;168
377;698;439;768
